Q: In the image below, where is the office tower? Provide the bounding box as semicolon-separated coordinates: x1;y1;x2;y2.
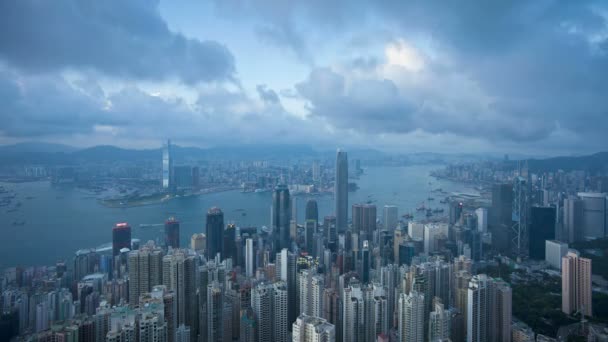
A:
380;264;399;328
408;222;424;240
207;282;223;342
545;240;568;270
312;160;321;183
246;239;254;277
563;198;584;243
162;250;198;341
112;223;132;257
191;166;200;188
128;243;163;306
361;240;371;283
529;206;556;259
489;279;512;342
175;324;190;342
398;291;424;342
206;207;224;260
306;200;319;223
165;217;180;250
162;139;173;190
449;201;464;225
384;205;398;231
475;208;488;233
562;250;592;317
491;183;513;227
190;233;205;255
173;166;193;189
424;223;448;255
343;283;365;342
335;149;348;233
223;223;237;262
305;220;317;253
273;184;292;253
352;204;377;240
429;301;450;342
273;281;289;342
324;216;337;245
292;313;335;342
299;270;324;318
577;192;607;239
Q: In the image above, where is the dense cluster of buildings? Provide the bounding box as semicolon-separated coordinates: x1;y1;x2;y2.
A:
1;150;606;342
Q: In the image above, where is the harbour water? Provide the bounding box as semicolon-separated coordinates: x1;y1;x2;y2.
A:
0;165;475;269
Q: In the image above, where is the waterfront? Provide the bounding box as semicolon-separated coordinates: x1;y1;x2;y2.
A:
0;165;476;269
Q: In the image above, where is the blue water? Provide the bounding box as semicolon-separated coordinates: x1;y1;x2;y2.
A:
0;165;473;269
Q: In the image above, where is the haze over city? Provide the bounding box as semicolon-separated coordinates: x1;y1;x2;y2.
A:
1;1;608;342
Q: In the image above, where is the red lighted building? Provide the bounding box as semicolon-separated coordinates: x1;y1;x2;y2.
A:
112;223;131;256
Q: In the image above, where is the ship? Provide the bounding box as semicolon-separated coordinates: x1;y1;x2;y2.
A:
416;204;426;211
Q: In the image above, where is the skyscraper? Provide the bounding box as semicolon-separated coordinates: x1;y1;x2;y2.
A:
343;283;365;342
429;301;451;342
352;204;377;240
245;239;254;278
162;250;198;341
563;197;583;243
164;217;180;250
223;223;237;262
304;220;316;254
577;192;607;240
305;200;319;223
112;223;131;257
128;243;164;306
562;250;592;317
206;207;224;260
207;282;223;342
491;183;513;227
383;205;398;231
528;206;556;260
292;313;335;342
466;275;512;342
335;150;348;233
398;291;424;342
272;184;291;253
162;139;173;190
273;281;289;342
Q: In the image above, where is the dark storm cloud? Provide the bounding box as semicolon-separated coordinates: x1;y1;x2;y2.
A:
280;0;608;150
256;85;280;105
0;0;235;83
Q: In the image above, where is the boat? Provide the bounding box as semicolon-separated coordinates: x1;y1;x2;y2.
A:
439;199;447;204
416;205;426;211
12;220;25;226
432;208;444;213
427;197;434;201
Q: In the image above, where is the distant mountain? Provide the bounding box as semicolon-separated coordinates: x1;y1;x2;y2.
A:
71;145;159;162
0;142;77;154
515;152;608;173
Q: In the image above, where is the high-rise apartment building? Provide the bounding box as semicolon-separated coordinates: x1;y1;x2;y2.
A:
429;301;451;342
128;243;163;306
162;250;198;341
562;250;592;317
292;313;335;342
398;291;424;342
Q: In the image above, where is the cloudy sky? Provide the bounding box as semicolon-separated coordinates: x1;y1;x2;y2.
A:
0;0;607;155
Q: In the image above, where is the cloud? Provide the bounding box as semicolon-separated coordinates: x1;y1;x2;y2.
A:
256;85;281;105
0;0;235;84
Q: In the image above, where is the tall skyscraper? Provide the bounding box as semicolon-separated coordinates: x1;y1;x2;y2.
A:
304;220;317;254
545;240;568;270
252;282;288;342
207;282;223;342
489;279;512;342
206;207;224;260
128;243;164;305
324;216;337;245
562;250;592;317
491;183;513;227
162;139;173;190
292;313;335;342
528;206;556;259
335;150;348;233
475;208;488;233
383;205;398;231
398;291;424;342
245;239;254;278
190;233;205;255
305;200;319;223
223;223;237;262
112;223;131;257
577;192;607;240
165;217;180;250
343;283;365;342
273;281;289;342
272;184;291;253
